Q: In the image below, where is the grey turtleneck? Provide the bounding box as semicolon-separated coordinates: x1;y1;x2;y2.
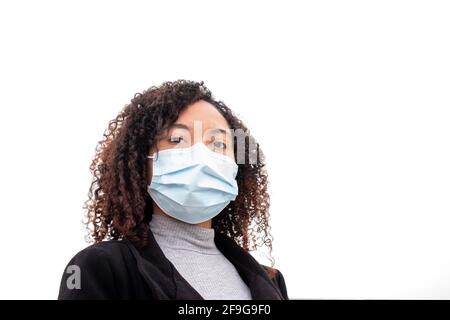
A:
149;214;252;300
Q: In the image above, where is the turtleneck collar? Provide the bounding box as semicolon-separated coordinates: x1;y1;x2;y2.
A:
149;214;219;254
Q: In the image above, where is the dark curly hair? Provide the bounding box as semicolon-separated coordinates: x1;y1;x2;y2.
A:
84;80;273;263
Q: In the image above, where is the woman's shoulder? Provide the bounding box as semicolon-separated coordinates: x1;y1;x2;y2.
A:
58;240;136;299
66;240;132;264
66;240;138;272
73;240;130;255
260;265;289;300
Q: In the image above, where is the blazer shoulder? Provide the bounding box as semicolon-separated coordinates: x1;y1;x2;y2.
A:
79;240;130;254
58;240;133;300
67;240;132;263
261;265;279;280
261;265;289;300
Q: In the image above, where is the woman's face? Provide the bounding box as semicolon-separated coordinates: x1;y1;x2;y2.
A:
146;100;234;185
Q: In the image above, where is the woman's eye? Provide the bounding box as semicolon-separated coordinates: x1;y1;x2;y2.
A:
213;141;226;149
169;136;183;144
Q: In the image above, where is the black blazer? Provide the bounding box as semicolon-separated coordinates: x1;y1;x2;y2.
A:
58;229;289;300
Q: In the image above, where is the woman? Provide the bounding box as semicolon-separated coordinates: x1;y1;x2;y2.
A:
58;80;288;300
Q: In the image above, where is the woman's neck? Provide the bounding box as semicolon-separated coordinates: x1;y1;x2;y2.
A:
152;205;212;229
149;213;217;254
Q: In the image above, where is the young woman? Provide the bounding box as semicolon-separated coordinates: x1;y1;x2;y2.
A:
58;80;288;300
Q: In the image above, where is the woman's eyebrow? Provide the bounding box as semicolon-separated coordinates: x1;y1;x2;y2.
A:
170;123;232;139
170;123;190;130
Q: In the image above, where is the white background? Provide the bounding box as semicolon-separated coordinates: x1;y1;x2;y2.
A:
0;0;449;299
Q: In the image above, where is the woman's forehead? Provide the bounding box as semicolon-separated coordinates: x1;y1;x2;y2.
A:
176;100;230;130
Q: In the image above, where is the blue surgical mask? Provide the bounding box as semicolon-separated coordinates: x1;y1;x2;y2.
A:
147;142;239;224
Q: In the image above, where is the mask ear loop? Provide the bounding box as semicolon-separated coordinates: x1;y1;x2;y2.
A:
147;146;161;161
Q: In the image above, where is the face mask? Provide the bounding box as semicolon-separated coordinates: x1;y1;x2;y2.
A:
147;142;239;224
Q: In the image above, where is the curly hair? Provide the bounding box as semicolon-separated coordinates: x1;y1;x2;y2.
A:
84;80;273;263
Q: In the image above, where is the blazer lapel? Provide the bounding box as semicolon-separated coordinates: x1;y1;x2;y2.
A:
214;232;285;300
124;232;204;300
124;229;284;300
